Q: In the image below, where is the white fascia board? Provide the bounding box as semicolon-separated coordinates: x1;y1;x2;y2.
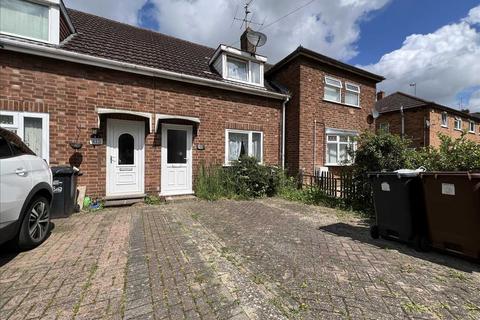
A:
0;37;288;100
220;45;267;62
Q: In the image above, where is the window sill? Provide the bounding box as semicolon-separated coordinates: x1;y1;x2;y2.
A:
323;99;361;109
324;163;353;167
454;128;463;132
224;76;264;88
441;125;448;128
468;131;476;134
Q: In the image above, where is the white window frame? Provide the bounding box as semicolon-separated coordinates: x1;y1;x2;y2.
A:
323;76;342;103
344;82;361;107
0;110;49;162
224;129;263;165
0;0;60;45
469;121;476;133
378;122;389;133
441;112;448;128
325;133;357;166
224;55;264;87
454;117;462;131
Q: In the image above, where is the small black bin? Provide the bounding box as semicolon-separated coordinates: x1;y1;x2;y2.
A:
51;166;81;219
368;171;428;250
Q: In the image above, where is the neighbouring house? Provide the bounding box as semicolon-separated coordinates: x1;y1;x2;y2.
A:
375;92;480;148
0;0;382;201
266;47;384;176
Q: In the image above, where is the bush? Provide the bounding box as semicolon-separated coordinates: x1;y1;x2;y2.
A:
195;157;283;200
409;134;480;171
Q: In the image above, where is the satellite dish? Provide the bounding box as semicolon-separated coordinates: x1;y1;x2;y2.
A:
372;109;380;119
246;30;267;48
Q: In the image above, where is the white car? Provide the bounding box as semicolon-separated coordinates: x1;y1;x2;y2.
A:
0;127;53;249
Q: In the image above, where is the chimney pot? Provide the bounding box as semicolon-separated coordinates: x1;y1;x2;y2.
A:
376;91;385;101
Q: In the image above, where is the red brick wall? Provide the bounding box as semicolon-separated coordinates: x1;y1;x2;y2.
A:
428;108;480;147
376;109;429;148
376;108;480;148
271;56;377;175
0;51;282;198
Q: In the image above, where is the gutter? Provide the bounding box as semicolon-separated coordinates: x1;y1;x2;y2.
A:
0;37;289;100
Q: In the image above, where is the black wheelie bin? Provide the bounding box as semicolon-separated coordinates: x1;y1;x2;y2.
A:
369;170;428;250
51;166;81;219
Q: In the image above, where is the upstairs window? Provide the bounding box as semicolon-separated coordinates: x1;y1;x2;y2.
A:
0;0;49;41
225;56;263;86
441;112;448;127
345;83;360;107
469;121;476;133
227;57;248;82
454;117;462;130
324;76;342;103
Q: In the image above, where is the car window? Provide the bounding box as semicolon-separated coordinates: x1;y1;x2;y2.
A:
9;139;34;156
0;135;13;158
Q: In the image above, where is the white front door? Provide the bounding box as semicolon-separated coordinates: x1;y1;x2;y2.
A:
106;119;145;197
161;124;193;196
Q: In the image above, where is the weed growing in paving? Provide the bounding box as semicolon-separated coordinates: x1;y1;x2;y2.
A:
447;270;468;281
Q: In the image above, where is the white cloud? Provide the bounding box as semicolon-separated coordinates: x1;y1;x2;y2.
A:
65;0;390;62
362;5;480;112
469;90;480;113
64;0;148;25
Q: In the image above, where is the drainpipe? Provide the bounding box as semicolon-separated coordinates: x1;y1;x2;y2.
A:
400;105;405;139
281;97;289;170
313;119;317;175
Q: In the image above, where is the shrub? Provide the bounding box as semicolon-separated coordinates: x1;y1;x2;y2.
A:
409;134;480;171
195;163;234;201
195;157;283;200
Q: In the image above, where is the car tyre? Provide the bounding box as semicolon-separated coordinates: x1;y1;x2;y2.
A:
17;196;51;249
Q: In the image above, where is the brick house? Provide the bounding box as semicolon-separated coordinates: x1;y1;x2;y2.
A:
267;47;384;176
376;92;480;148
0;0;383;200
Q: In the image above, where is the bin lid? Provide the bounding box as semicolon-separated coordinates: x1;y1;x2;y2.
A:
51;166;76;176
420;171;480;179
368;168;424;178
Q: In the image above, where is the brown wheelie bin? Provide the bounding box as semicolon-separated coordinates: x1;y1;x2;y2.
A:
420;172;480;260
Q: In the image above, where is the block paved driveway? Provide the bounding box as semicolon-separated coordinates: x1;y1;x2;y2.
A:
1;199;480;320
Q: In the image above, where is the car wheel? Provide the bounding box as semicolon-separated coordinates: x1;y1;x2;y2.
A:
18;196;51;249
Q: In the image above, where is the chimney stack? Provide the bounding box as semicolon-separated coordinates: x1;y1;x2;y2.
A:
240;27;255;53
376;91;385;101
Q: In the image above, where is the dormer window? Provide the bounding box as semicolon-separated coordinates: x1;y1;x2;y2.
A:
226;56;262;85
209;45;266;88
0;0;60;45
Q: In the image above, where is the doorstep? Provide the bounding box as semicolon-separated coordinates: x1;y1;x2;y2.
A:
104;194;146;207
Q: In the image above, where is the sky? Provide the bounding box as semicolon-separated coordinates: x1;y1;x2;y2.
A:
64;0;480;112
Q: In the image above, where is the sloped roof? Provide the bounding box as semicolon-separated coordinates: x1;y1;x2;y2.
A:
376;92;480;122
376;92;431;113
55;9;280;94
266;46;385;83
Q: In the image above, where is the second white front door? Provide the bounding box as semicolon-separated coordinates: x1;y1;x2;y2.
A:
161;124;193;196
106;119;145;197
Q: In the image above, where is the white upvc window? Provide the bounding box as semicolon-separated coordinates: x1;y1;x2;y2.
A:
225;129;263;164
441;112;448;127
0;111;49;162
0;0;60;45
324;76;342;103
469;121;476;133
378;122;389;133
225;56;263;86
325;133;357;166
345;82;360;107
454;117;462;131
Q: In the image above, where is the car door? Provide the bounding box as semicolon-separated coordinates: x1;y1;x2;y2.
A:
0;134;33;225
